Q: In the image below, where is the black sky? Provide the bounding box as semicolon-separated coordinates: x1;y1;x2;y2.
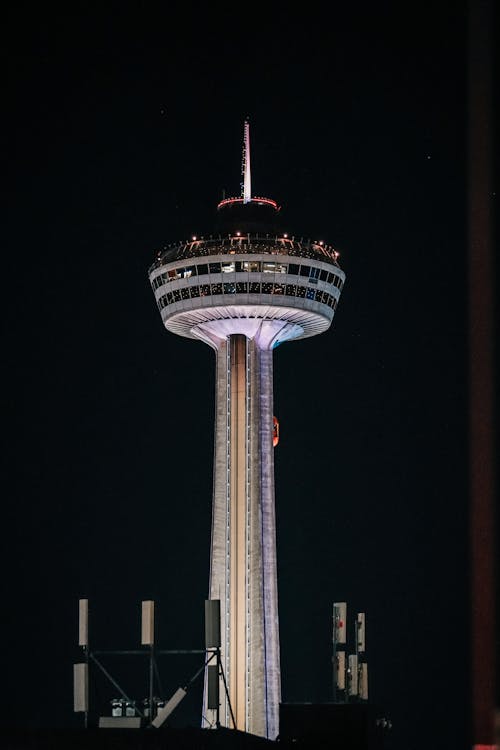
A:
3;3;494;749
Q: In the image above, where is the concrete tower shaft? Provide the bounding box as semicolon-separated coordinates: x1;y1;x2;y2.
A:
208;333;280;737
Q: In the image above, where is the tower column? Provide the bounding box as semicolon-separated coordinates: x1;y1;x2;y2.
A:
229;334;248;729
205;333;280;739
252;345;280;738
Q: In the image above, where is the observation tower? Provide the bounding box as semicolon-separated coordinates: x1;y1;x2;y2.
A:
148;121;345;739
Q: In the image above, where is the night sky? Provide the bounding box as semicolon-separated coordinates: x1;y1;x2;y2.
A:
4;3;493;749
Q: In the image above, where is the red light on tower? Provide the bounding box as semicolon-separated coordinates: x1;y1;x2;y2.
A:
273;416;279;447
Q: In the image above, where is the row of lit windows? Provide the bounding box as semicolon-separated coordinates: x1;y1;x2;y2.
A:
156;282;339;310
150;261;343;291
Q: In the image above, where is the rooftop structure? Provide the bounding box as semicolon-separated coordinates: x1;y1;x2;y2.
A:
148;121;345;739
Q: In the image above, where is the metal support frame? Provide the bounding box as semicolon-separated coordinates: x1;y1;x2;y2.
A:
80;648;213;727
332;603;369;704
74;594;237;731
213;643;236;730
74;597;221;729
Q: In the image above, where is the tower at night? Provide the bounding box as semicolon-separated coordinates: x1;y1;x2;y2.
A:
148;121;345;739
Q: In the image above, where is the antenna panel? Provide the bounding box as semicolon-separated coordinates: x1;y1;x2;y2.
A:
207;664;220;709
73;663;88;712
78;599;88;647
348;654;358;696
356;612;365;653
205;599;221;648
141;600;155;645
336;650;346;690
333;602;347;644
359;662;369;700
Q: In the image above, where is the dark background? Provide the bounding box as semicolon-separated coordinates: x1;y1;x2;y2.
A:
3;3;496;749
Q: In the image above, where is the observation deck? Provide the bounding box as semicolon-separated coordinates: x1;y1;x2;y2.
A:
149;234;345;347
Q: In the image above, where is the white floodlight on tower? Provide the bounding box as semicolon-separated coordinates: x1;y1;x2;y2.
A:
148;121;346;739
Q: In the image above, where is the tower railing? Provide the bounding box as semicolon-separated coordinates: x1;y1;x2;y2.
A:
149;234;341;274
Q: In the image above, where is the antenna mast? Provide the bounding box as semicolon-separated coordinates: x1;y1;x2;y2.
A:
241;119;251;203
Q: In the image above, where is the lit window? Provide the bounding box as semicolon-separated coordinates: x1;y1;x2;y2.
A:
263;262;286;274
242;261;261;272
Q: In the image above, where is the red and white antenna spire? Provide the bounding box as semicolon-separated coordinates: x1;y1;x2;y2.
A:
241;119;251;204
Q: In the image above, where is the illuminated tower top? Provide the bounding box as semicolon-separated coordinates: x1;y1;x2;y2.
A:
149;121;345;348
